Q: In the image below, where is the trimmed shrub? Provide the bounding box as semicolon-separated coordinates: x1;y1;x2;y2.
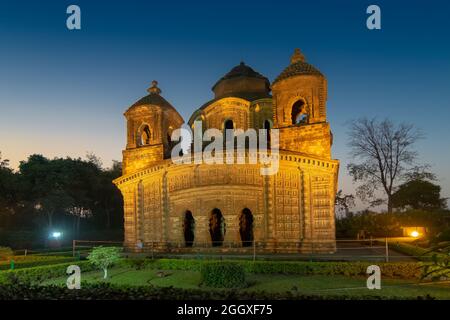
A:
0;260;95;285
142;258;422;279
119;258;151;270
0;256;76;270
0;283;436;300
200;262;246;288
390;242;448;261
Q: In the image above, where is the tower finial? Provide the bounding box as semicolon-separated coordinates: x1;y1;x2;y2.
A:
147;80;161;95
290;48;305;64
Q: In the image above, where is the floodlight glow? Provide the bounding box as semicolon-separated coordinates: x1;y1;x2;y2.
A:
410;231;419;238
51;232;62;239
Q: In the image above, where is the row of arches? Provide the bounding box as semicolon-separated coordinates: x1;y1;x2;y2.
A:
182;208;254;247
194;118;272;131
138;101;306;148
137;124;176;149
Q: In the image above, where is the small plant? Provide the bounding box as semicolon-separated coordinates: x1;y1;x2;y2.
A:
87;246;122;279
200;262;246;288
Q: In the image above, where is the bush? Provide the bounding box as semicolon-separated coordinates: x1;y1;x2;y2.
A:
0;260;95;285
119;258;151;270
143;258;422;279
0;282;435;300
0;247;13;261
434;229;450;242
390;242;448;261
200;262;246;288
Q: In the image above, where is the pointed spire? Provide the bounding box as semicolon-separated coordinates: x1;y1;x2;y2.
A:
290;48;305;64
147;80;162;95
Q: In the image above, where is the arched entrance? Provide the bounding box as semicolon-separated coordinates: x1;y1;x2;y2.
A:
183;211;195;247
224;119;234;130
239;208;254;247
139;125;151;146
264;119;271;145
291;100;308;124
209;208;225;247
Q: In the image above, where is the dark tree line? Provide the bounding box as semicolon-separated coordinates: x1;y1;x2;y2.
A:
0;152;123;244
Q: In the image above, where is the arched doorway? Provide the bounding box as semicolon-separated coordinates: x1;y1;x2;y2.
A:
140;125;151;145
209;208;225;247
239;208;254;247
263;119;271;145
224;119;234;130
291;100;308;124
183;211;195;247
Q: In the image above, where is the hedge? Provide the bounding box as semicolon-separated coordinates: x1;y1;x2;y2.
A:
0;257;431;287
124;258;424;279
200;262;246;288
0;283;435;300
0;260;96;285
0;255;76;271
389;242;448;262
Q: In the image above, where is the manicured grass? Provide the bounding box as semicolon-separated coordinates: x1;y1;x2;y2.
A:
44;267;202;289
42;267;450;299
246;274;450;299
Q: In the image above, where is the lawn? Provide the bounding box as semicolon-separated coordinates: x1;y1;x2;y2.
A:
42;266;450;299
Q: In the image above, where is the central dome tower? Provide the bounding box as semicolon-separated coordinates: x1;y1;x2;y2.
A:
211;62;271;100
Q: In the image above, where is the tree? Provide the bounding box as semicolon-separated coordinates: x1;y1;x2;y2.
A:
87;246;122;279
1;152;124;243
94;160;123;229
392;179;447;211
19;155;73;229
347;118;423;213
335;210;402;238
64;158;99;236
335;190;355;218
0;152;19;218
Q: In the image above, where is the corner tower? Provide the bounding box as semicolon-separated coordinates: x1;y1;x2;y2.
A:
272;49;332;158
122;81;184;175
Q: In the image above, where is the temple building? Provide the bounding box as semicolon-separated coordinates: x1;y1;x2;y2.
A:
113;49;339;253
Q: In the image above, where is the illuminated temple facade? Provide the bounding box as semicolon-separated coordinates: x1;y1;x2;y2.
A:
113;49;339;253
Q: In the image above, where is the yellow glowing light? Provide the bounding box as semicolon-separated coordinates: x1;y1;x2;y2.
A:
410;231;420;238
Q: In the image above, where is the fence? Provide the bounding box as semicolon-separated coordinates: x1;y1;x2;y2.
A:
72;240;123;257
68;238;415;262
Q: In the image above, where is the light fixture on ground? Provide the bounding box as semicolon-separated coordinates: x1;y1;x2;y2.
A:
410;231;419;238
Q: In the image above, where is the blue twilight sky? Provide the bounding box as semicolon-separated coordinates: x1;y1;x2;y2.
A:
0;0;449;209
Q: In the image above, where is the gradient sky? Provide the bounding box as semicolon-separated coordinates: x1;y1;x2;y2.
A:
0;0;449;209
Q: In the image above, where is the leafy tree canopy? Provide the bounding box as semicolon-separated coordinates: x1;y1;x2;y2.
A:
392;179;447;211
87;246;122;279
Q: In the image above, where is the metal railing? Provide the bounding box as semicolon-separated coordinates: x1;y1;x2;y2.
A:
68;238;406;262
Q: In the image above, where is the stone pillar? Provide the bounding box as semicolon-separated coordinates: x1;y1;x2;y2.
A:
193;215;210;247
264;172;275;250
